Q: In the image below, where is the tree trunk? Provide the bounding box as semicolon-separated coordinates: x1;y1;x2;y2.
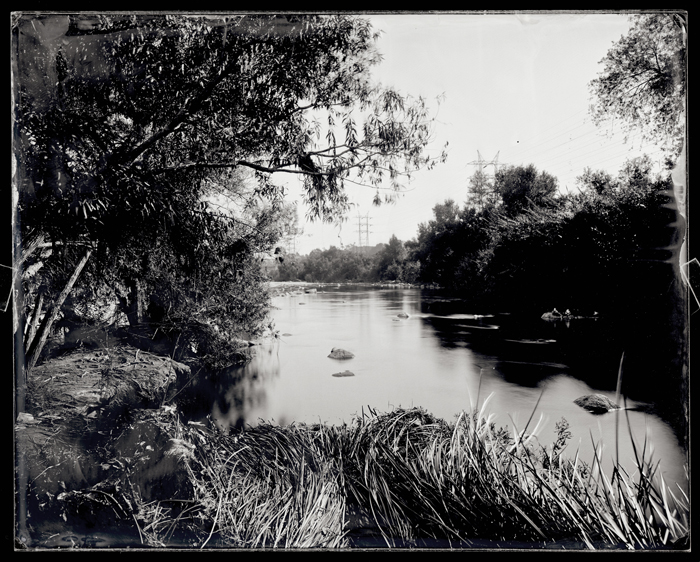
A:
124;277;144;327
26;249;92;370
13;233;45;417
23;289;44;350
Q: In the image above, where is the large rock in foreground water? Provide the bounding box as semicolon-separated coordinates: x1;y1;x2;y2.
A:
574;394;620;414
328;347;354;360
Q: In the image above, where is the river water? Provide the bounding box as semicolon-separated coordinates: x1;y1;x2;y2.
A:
208;284;688;494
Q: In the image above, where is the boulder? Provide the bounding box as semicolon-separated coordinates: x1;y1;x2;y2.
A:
16;412;39;425
332;370;355;377
574;394;620;414
397;312;410;319
328;347;354;360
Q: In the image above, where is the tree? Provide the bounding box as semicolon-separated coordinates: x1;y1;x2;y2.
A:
12;13;445;369
576;167;617;195
493;164;558;216
616;154;657;191
588;13;686;161
375;234;406;280
466;168;497;211
273;201;303;256
588;13;687;443
410;199;463;285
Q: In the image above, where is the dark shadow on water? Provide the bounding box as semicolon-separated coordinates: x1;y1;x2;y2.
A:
178;344;282;431
416;298;686;447
492;361;560;388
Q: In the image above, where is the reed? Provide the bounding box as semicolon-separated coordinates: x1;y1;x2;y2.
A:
159;399;688;550
178;421;348;548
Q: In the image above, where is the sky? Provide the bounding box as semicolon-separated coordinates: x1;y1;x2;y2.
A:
280;12;667;256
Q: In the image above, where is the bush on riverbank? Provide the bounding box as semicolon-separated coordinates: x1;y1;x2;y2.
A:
147;404;688;549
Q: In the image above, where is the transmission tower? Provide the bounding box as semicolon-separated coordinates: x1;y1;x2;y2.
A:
355;212;372;253
467;150;508;210
468;150;507;178
365;213;372;249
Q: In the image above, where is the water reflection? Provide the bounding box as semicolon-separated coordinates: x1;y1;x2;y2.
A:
202;285;687;492
188;344;282;431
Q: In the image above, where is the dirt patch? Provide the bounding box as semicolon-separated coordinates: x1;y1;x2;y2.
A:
25;345;190;418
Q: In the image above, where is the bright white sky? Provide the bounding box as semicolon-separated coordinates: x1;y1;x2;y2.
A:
280;12;665;255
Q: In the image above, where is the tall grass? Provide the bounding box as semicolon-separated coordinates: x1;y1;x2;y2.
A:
157;400;688;550
178;422;347;548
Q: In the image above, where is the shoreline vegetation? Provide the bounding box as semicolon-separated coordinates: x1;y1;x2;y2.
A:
16;334;689;550
182;405;690;550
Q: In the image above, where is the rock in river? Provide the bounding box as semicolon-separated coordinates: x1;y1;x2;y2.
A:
332;370;355;377
328;347;354;360
574;394;621;414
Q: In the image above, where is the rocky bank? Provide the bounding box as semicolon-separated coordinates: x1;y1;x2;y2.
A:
15;335;221;548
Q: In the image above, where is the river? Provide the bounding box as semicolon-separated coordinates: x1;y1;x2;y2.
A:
206;283;688;494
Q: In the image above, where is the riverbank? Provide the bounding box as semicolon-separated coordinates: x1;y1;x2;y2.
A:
268;280;443;299
15;338;201;547
15;334;689;549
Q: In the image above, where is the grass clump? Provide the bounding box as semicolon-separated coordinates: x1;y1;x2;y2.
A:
150;401;688;550
178;421;348;549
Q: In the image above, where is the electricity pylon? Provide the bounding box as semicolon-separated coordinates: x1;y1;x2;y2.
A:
355;212;372;253
468;150;506;178
467;151;507;210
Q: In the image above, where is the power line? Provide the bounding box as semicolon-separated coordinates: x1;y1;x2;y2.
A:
508;115;665;188
511;108;664;168
537;132;661;174
512;107;590;149
513;119;592;162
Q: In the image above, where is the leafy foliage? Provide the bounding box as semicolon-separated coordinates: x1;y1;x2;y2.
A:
269;235;422;284
409;201;492;288
393;157;678;316
374;235;407;281
588;13;686;160
466;168;497;211
576;167;617;195
493;164;559;217
278;246;378;283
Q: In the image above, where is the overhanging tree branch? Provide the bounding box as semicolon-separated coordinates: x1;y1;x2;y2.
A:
96;52;247;184
151;159;333;177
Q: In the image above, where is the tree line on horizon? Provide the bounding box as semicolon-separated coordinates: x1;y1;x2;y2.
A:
272;155;679;316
